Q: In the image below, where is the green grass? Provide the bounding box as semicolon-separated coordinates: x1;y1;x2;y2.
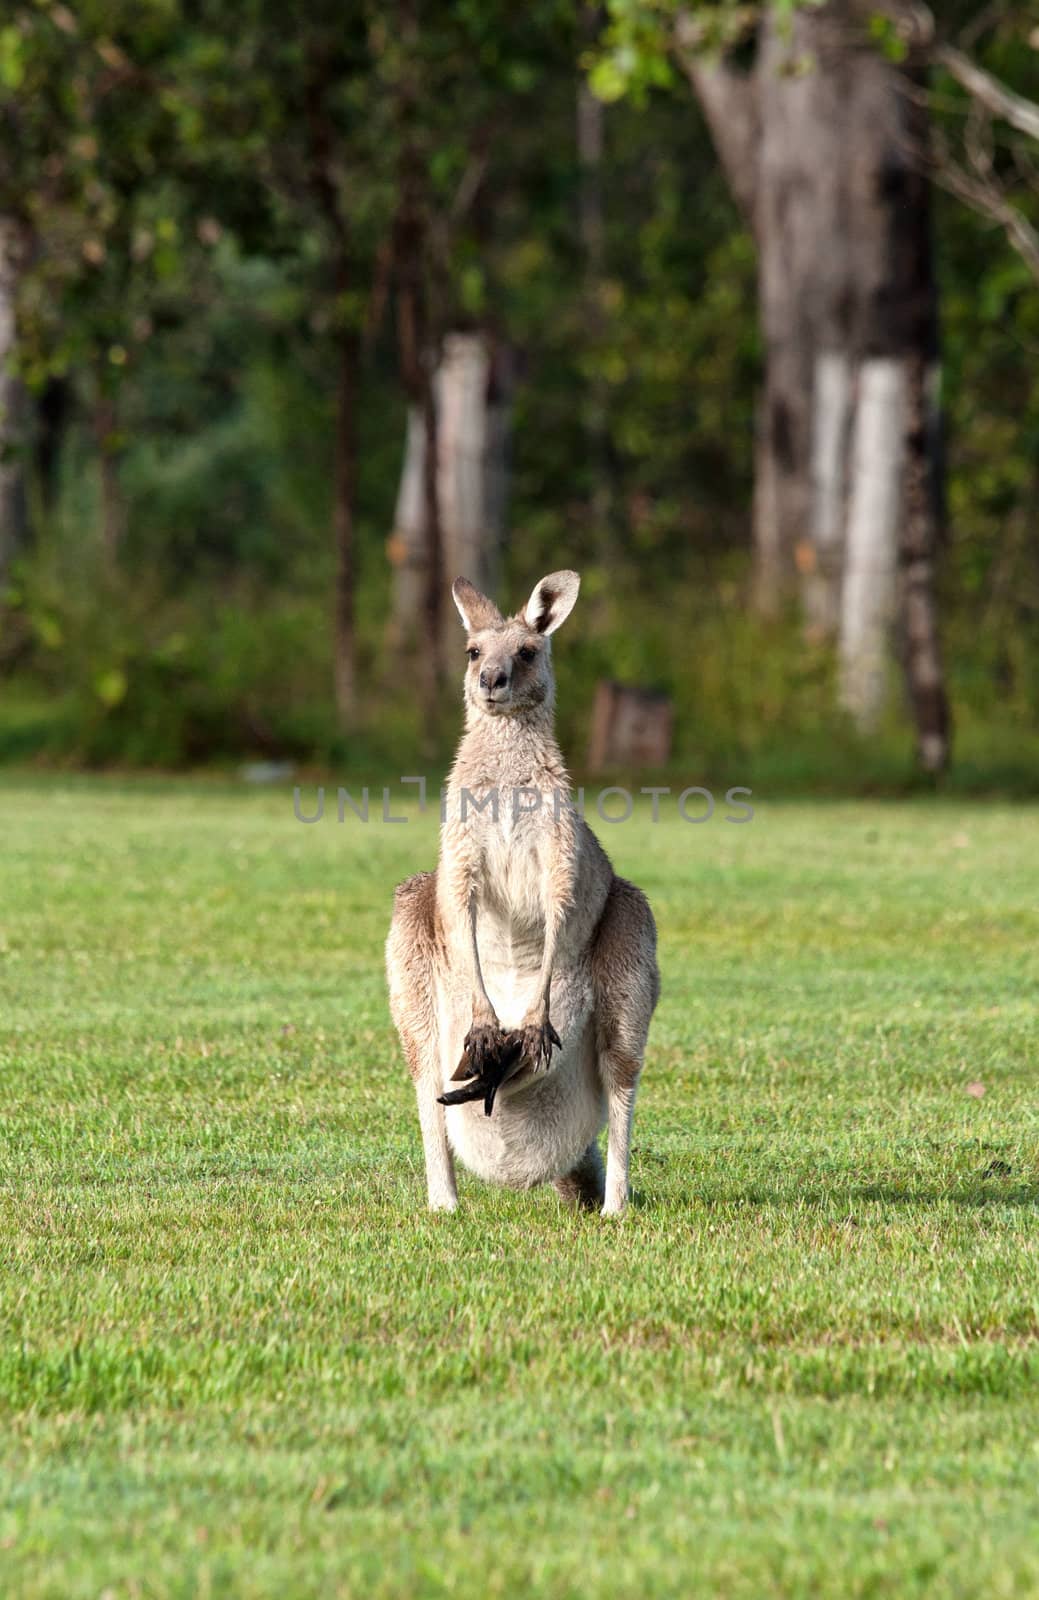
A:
1;777;1037;1598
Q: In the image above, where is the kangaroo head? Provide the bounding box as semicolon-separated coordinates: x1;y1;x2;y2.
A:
451;571;580;719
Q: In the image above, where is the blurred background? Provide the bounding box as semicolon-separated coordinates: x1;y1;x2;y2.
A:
0;0;1037;789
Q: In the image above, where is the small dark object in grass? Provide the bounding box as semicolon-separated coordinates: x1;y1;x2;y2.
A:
982;1159;1013;1179
438;1030;527;1118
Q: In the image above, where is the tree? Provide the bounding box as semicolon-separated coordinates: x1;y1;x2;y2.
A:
389;329;510;669
597;0;952;769
167;2;400;730
1;2;218;576
0;215;29;590
0;5;78;589
383;2;576;678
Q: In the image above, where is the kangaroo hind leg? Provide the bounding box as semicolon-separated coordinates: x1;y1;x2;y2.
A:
553;1140;605;1211
592;877;660;1217
387;871;457;1213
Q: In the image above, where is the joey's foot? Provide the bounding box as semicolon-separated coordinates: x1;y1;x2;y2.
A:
456;1020;505;1080
518;1016;562;1075
441;1031;526;1116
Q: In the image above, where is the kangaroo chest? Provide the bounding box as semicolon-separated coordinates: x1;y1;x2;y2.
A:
470;788;550;977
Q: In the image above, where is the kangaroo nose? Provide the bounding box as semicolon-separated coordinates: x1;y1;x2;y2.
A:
479;668;508;693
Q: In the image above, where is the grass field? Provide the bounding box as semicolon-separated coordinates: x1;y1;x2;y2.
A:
1;776;1038;1598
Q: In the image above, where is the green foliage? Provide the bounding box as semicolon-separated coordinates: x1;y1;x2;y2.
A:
1;1;1039;783
867;9;909;63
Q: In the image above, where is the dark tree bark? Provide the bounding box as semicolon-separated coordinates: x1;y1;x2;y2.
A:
393;144;444;706
390;0;444;710
36;377;69;512
900;351;950;773
891;81;950;773
0;216;29;590
578;3;611;535
332;299;359;727
303;58;358;730
93;385;125;568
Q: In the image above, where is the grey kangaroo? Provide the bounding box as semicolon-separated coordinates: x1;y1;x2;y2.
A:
386;570;660;1215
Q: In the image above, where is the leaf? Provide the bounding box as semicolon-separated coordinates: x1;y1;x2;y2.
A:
35;614;63;650
0;26;24;90
589;55;630;104
95;668;128;708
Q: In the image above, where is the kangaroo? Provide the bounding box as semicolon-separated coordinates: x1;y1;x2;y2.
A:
386;570;659;1216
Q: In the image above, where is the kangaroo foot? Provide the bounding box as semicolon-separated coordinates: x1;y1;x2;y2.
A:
440;1030;526;1117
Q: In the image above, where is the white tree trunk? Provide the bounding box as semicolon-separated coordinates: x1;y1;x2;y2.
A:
839;358;908;728
388;405;428;646
804;349;853;639
438;334;493;575
682;3;950;765
389;331;508;658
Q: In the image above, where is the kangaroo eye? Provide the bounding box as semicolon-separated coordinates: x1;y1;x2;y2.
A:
467;647;480;661
518;646;536;663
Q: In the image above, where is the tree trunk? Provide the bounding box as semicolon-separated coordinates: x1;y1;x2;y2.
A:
94;387;125;568
839;358;907;722
390;0;445;712
388;404;427;645
804;349;853;637
899;353;950;772
301;59;359;732
752;8;841;616
36;377;69;513
390;328;510;660
333;322;359;728
892;82;949;773
837;19;948;752
679;2;951;766
419;361;443;699
436;331;507;656
388;237;439;722
578;4;611;534
683;7;848;617
0;217;28;589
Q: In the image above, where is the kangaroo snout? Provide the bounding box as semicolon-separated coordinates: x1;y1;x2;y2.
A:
479;665;510;698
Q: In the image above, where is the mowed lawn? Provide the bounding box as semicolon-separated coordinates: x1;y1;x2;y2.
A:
1;778;1038;1599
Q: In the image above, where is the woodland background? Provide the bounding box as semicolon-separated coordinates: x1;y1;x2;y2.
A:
0;0;1038;789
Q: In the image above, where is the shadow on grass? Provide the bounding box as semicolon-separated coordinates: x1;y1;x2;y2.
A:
633;1180;1039;1212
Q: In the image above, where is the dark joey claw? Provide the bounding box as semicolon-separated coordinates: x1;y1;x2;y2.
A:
439;1029;526;1117
520;1018;562;1074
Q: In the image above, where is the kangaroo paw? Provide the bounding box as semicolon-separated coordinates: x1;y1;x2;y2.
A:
456;1022;504;1080
519;1018;562;1075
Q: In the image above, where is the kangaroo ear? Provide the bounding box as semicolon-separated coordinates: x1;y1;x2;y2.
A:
523;570;580;635
452;578;502;632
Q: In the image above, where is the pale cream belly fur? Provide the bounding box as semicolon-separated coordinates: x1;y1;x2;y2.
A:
435;909;605;1188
